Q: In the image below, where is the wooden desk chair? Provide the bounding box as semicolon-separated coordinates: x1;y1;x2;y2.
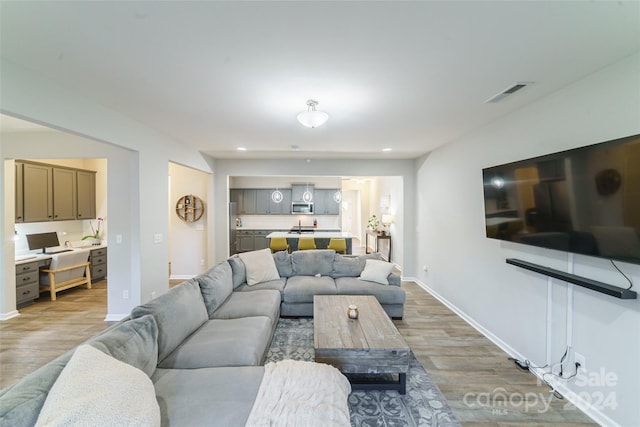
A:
270;237;290;253
297;238;317;250
40;251;92;301
327;238;347;254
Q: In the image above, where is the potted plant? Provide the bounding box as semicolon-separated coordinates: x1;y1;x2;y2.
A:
367;214;380;233
82;217;104;245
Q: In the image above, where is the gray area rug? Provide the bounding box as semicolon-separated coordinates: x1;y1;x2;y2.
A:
266;318;460;427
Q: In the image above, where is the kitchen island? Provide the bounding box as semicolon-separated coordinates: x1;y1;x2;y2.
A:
266;231;353;253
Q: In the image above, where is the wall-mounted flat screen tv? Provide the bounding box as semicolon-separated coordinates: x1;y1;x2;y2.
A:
482;133;640;265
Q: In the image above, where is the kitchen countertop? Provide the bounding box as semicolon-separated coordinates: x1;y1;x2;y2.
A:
266;231;353;239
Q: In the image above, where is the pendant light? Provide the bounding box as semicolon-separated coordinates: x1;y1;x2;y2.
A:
297;99;329;128
271;188;283;203
302;183;313;202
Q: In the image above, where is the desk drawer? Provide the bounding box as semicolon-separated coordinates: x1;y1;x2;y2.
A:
91;255;106;266
16;262;39;275
91;264;107;279
16;282;39;305
91;248;107;258
16;271;38;286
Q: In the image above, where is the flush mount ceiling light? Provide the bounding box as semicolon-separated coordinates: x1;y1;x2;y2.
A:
297;99;329;128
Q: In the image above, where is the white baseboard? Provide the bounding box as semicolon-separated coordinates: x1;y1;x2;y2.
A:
170;275;194;280
0;310;20;321
104;313;128;322
406;277;615;427
407;277;525;360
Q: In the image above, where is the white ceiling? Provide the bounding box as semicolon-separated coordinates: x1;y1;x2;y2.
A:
1;1;639;159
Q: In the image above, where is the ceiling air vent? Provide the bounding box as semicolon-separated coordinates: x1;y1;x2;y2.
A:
485;82;532;103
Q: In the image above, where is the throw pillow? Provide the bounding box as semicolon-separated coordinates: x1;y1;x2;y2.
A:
358;259;394;285
35;345;160;427
239;248;281;286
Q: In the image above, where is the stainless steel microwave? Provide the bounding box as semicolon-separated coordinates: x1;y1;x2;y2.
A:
291;202;313;214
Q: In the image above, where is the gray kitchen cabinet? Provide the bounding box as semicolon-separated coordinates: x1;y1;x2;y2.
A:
314;189;341;215
15;163;23;223
256;190;272;214
291;184;314;202
233;189;292;215
15;260;40;307
76;171;96;220
237;230;255;252
242;190;257;214
267;189;291;214
22;162;54;222
254;230;269;250
53;167;77;221
16;160;96;223
90;247;107;281
272;189;292;214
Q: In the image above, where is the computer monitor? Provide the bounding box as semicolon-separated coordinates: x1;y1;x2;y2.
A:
26;232;61;254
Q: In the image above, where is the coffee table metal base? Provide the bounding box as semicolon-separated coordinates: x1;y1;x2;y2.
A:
346;372;407;394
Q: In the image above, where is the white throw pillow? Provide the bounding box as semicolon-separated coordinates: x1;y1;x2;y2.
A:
359;259;394;285
239;248;281;286
35;345;160;427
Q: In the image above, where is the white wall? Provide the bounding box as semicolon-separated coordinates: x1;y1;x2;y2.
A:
415;53;640;426
169;162;210;279
1;59;212;319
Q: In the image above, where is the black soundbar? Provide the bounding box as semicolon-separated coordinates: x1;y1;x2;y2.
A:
506;258;637;300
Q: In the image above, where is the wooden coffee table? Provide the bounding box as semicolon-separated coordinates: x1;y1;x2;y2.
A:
313;295;410;394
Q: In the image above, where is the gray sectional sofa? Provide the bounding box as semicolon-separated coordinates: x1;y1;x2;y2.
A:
0;249;405;426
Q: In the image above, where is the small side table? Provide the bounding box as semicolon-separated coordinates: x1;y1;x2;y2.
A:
365;230;391;262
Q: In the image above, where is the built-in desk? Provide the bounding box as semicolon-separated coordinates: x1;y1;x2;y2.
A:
14;245;107;307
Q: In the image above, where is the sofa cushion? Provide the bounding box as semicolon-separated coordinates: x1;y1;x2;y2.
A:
359;259;394;285
228;255;247;289
335;277;406;305
237;278;287;296
0;351;73;427
331;253;383;278
131;279;208;362
34;345;160;427
88;314;159;377
212;290;280;322
158;317;274;368
283;276;337;303
152;366;265;427
291;249;335;276
197;261;234;317
273;250;293;277
239;249;280;286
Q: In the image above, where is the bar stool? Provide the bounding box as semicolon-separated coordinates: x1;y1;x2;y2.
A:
297;238;317;250
269;237;290;253
327;238;347;254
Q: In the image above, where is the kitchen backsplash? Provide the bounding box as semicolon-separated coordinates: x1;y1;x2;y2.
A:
236;215;341;230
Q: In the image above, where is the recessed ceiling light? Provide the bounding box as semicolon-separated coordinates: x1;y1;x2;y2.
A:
382;148;392;152
237;147;247;151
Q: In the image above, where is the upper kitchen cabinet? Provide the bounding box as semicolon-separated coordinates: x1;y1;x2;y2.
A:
291;184;314;203
52;167;77;221
76;170;96;219
20;162;53;222
16;160;97;223
232;188;292;215
15;163;24;223
314;189;341;215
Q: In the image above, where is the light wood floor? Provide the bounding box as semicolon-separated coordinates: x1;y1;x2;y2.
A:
0;278;595;425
